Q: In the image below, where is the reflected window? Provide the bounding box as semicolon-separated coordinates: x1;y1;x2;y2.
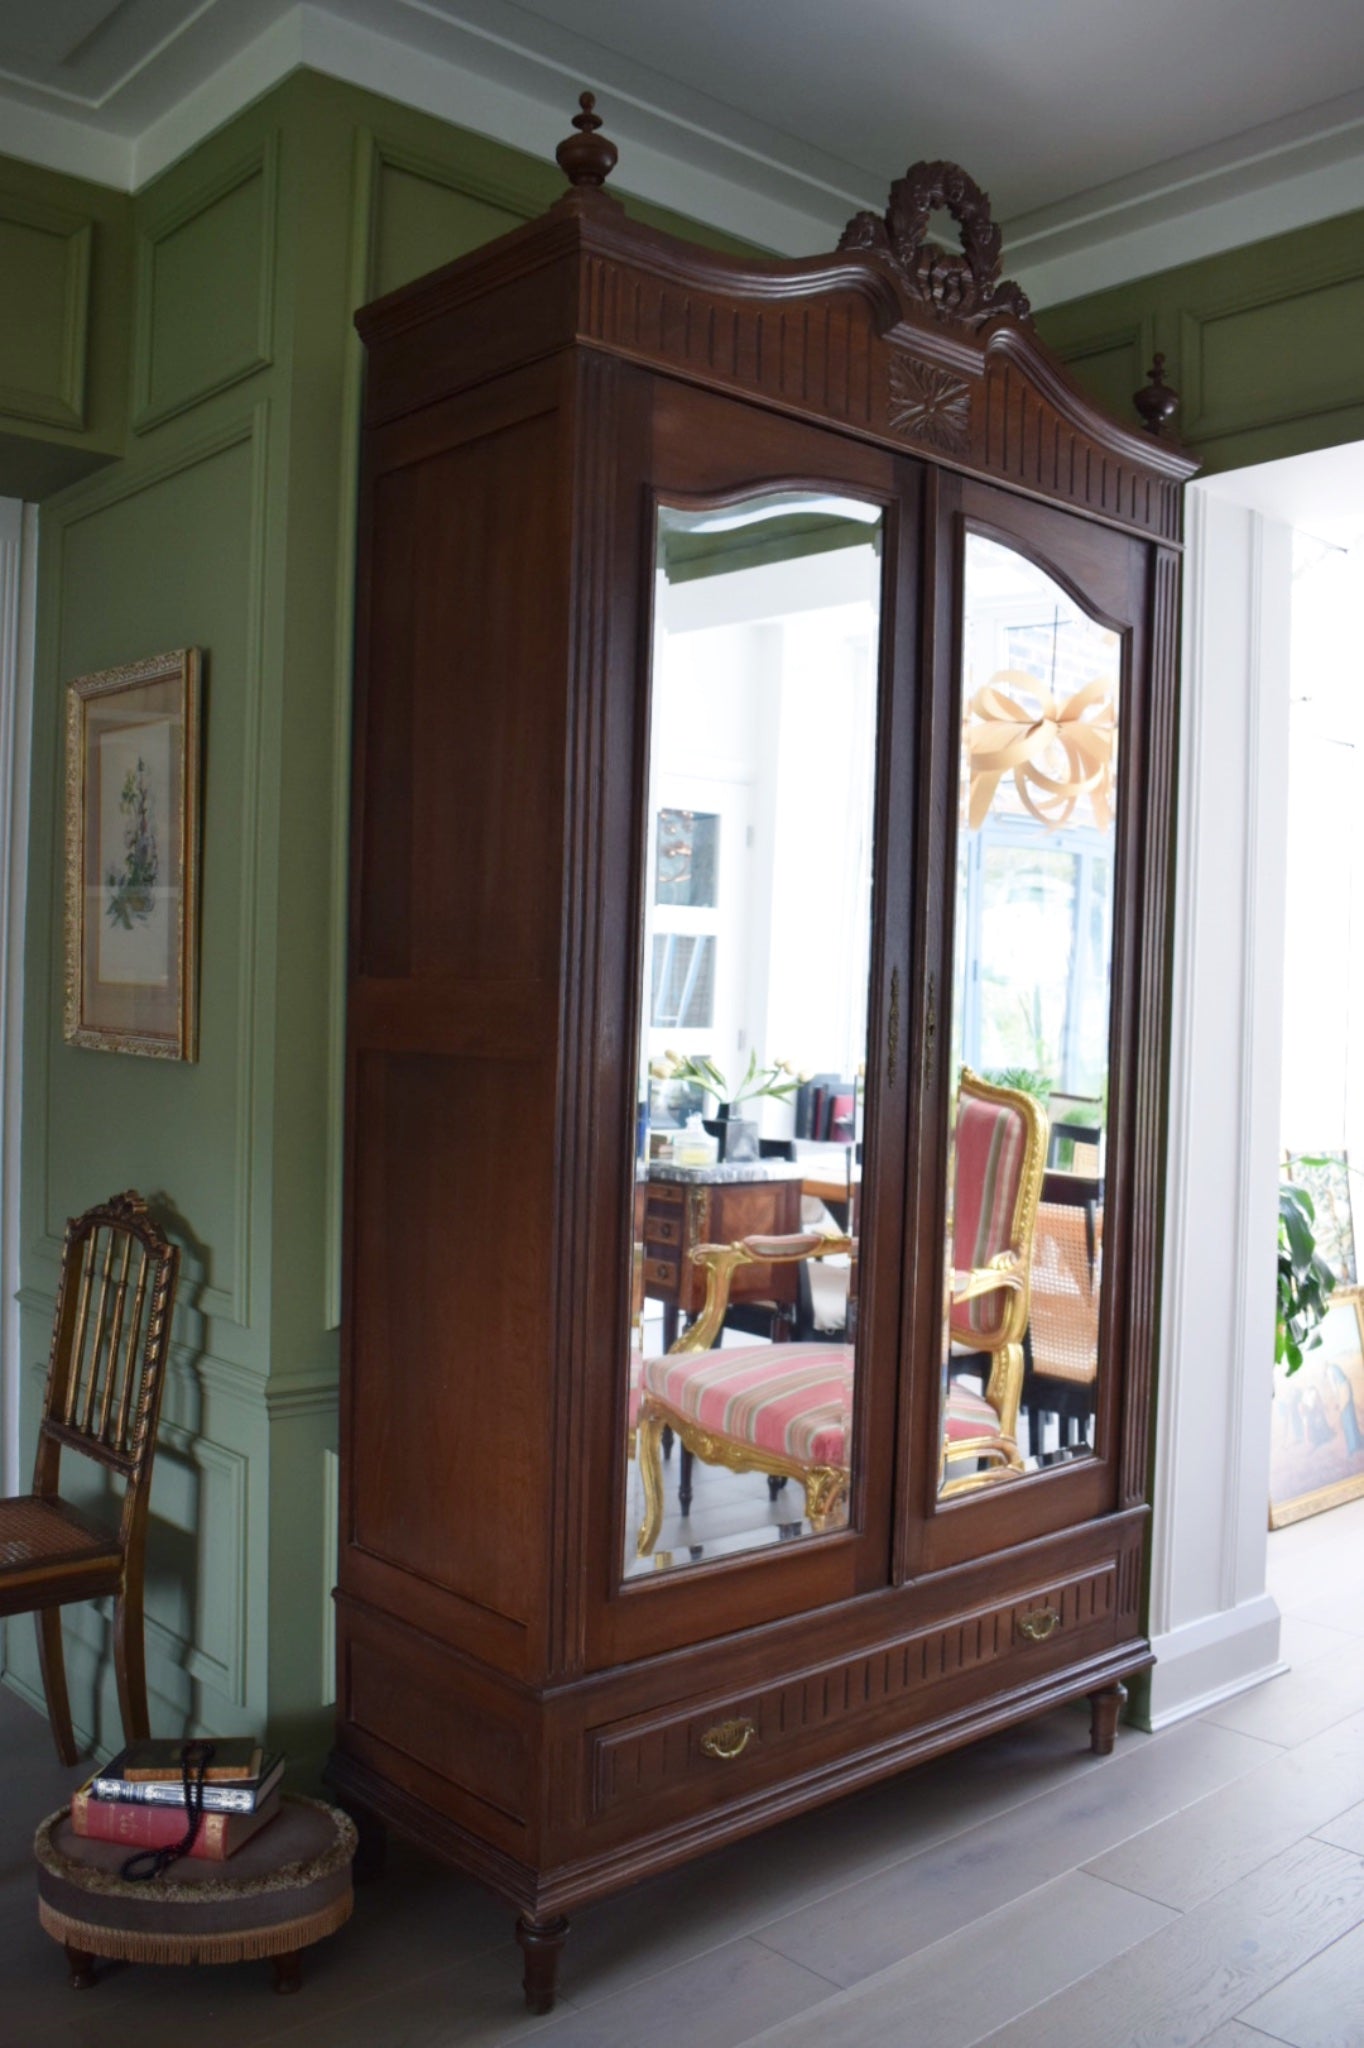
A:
650;933;716;1030
655;808;718;907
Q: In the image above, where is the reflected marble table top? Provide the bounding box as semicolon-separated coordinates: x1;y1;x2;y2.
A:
646;1161;804;1185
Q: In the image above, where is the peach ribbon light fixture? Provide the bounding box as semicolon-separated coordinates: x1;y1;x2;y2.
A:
965;671;1117;831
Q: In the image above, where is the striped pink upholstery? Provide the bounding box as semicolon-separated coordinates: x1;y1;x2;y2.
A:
944;1380;1004;1444
642;1344;852;1466
951;1091;1029;1342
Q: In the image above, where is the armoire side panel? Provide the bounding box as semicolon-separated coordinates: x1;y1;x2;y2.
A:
348;1047;557;1625
343;361;575;1681
357;410;568;983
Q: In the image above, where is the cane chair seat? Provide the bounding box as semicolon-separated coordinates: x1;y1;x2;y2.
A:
0;1498;121;1576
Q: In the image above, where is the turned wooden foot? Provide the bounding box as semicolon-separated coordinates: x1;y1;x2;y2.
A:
516;1913;570;2014
273;1950;303;1994
1089;1680;1128;1755
65;1943;97;1990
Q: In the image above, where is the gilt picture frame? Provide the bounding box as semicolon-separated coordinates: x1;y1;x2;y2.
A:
1269;1287;1364;1528
63;648;202;1060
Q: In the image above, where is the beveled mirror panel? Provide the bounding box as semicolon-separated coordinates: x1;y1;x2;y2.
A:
940;533;1122;1497
625;492;883;1579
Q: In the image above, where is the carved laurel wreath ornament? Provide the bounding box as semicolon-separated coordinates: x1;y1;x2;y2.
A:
840;160;1031;327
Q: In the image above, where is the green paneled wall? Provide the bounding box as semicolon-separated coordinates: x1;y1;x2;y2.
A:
0;68;762;1774
1037;205;1364;473
0;155;130;496
13;82;296;1760
133;141;276;431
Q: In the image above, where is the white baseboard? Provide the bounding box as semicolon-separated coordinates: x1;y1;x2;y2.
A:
1136;1591;1285;1730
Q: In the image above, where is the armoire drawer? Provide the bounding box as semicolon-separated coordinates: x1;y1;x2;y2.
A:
588;1559;1122;1821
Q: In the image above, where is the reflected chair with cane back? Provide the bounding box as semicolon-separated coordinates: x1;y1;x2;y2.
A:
941;1069;1048;1496
0;1192;179;1762
1024;1200;1102;1449
635;1230;854;1557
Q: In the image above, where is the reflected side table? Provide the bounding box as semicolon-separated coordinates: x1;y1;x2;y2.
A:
641;1160;804;1350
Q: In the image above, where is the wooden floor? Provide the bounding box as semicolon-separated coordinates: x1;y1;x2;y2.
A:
5;1498;1364;2047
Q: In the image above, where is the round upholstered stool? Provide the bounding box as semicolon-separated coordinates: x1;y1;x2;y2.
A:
34;1794;356;1994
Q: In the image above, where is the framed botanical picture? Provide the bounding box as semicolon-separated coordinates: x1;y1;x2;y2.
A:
63;648;202;1060
1269;1288;1364;1528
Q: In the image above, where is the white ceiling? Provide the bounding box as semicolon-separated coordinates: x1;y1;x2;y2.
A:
1;0;1363;302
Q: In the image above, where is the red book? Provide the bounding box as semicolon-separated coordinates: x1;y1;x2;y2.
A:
826;1092;855;1143
71;1781;283;1861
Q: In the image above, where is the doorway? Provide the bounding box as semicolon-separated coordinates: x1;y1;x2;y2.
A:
1147;442;1364;1727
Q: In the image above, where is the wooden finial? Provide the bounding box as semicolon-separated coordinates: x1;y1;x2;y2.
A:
555;91;618;190
1133;354;1180;437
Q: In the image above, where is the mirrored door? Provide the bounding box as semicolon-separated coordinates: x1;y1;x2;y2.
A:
938;527;1127;1502
625;490;884;1579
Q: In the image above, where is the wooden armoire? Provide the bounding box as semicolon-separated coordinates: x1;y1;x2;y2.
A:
330;97;1198;2012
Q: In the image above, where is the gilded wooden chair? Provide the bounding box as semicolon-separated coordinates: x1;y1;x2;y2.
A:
941;1068;1048;1496
0;1192;179;1762
635;1230;854;1556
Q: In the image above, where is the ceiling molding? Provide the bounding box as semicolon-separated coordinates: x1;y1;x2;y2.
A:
0;0;1359;302
1016;152;1364;307
132;8;304;190
0;89;133;188
1008;89;1364;306
131;3;853;247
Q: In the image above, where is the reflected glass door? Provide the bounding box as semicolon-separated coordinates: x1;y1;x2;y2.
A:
625;491;884;1579
940;533;1123;1497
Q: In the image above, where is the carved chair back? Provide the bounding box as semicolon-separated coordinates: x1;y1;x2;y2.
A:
33;1191;180;1543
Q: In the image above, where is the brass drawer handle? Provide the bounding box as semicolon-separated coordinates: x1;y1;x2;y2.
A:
1018;1607;1061;1642
700;1716;756;1761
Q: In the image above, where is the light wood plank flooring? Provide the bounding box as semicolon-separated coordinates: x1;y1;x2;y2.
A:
4;1497;1364;2047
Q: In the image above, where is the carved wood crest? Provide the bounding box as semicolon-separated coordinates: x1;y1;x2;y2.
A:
841;161;1031;328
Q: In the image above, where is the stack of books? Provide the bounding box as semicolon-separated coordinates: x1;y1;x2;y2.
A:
71;1738;285;1862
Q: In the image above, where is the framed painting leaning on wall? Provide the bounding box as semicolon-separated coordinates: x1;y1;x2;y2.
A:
1270;1288;1364;1528
64;648;202;1060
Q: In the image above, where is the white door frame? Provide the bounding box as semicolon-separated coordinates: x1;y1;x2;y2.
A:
1143;482;1293;1726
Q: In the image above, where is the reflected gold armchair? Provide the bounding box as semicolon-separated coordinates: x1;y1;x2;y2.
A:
941;1068;1048;1496
0;1192;179;1761
635;1231;854;1557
